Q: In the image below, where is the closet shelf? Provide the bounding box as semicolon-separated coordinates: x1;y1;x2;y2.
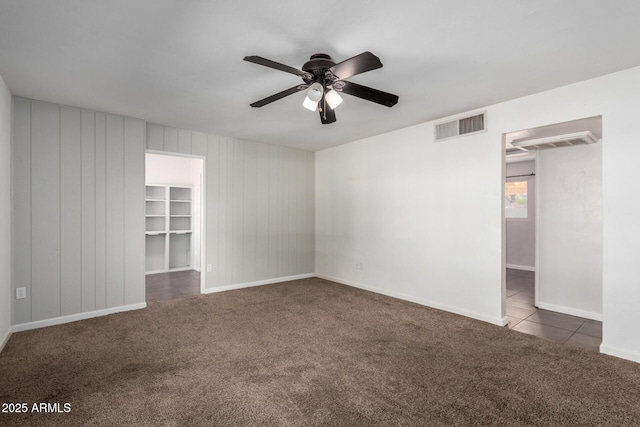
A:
146;184;194;274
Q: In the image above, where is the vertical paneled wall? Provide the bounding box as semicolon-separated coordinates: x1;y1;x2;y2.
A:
12;98;145;324
0;75;11;345
146;124;315;289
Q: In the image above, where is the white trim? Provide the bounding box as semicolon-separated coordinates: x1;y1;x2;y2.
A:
536;301;602;321
600;344;640;364
201;273;315;294
0;327;11;353
145;269;166;275
166;266;192;273
317;273;507;326
501;141;507;323
199;163;206;295
11;303;147;333
145;149;204;160
506;264;536;272
534;151;540;308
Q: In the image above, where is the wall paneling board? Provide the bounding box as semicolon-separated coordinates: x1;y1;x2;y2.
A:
12;98;146;324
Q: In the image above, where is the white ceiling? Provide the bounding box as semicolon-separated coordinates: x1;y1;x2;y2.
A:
1;1;640;152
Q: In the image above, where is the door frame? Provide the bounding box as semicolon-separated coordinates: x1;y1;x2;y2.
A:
145;149;206;294
502;144;537;324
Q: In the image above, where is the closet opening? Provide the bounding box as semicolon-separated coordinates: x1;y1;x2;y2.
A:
144;152;205;302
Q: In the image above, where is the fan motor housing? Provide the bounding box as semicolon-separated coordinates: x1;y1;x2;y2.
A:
302;53;335;78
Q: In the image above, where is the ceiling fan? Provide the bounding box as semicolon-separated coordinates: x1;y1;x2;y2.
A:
243;52;399;124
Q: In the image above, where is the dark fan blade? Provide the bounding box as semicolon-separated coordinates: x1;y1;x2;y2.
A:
319;94;336;124
244;55;309;78
338;81;399;107
250;85;308;108
329;51;383;80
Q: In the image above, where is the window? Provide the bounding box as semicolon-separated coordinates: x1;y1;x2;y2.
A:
505;181;528;218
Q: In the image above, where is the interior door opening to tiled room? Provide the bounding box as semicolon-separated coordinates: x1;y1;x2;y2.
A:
506;269;602;352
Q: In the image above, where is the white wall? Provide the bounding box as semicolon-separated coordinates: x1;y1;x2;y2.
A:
145;153;203;270
538;143;602;320
494;69;640;362
0;75;11;350
506;160;535;269
316;65;640;363
147;124;315;291
12;98;146;326
146;152;200;186
316;118;504;325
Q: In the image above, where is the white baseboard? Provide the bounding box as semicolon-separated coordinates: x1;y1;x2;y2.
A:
12;303;147;333
600;344;640;364
10;273;315;334
316;273;506;326
506;264;536;272
201;273;316;294
0;326;11;353
145;270;164;275
146;267;195;275
536;301;602;321
4;276;638;365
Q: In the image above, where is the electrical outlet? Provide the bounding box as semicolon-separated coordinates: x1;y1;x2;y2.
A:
206;264;212;273
16;287;26;299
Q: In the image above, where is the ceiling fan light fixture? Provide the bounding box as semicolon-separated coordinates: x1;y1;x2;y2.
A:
307;82;324;102
302;95;319;111
303;82;324;111
244;51;398;124
325;88;343;109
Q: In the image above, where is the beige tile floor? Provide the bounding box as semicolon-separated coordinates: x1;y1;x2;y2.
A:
506;269;602;352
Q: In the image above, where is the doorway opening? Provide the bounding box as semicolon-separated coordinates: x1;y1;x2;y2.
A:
144;152;205;302
502;116;603;352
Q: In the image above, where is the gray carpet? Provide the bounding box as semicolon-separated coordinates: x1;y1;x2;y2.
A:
1;277;639;426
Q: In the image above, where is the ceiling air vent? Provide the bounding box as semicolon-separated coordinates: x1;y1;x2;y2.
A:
511;130;599;151
435;112;486;141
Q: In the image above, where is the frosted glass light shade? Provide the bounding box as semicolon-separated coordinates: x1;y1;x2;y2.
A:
307;82;323;102
302;96;318;111
325;89;343;109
